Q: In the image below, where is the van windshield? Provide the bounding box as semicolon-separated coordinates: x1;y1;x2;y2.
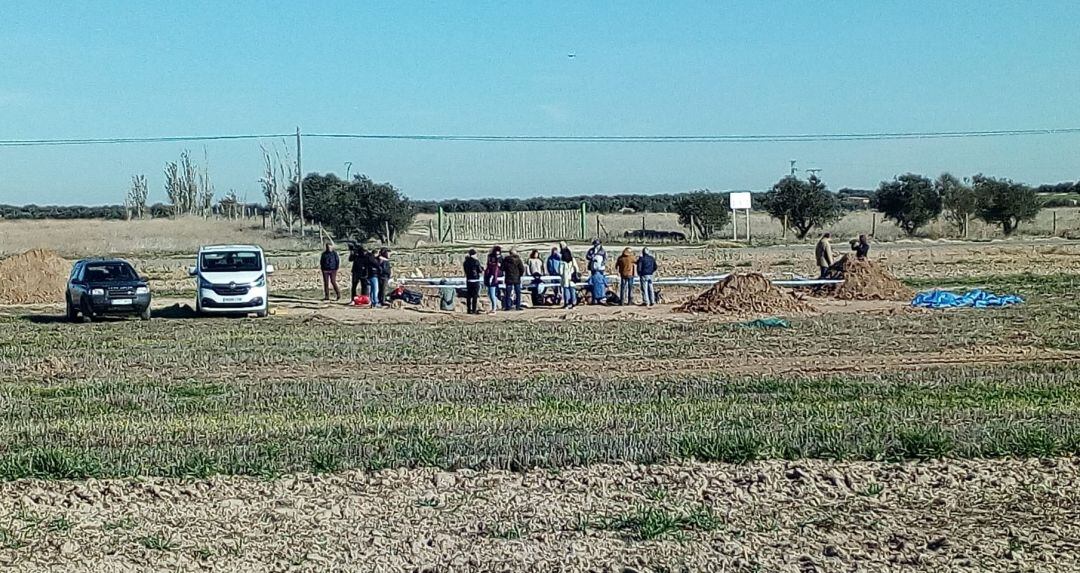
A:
200;251;262;273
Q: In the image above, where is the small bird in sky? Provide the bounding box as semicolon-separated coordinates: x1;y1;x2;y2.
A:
567;53;576;58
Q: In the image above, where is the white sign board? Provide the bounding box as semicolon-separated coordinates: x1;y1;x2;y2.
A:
729;192;752;210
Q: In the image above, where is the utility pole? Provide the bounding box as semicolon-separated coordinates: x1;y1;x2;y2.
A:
806;168;822;178
789;160;797;176
345;161;352;180
296;126;304;237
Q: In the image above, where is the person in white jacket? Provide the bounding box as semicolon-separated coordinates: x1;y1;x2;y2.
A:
559;249;579;309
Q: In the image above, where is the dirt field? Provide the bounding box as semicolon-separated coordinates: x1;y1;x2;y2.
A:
2;459;1078;572
1;223;1079;571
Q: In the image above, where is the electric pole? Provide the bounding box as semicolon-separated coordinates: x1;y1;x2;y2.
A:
806;168;822;178
789;160;797;176
296;126;304;237
345;162;352;180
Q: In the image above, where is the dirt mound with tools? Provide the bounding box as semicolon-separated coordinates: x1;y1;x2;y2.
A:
821;255;913;301
676;272;810;316
0;249;71;304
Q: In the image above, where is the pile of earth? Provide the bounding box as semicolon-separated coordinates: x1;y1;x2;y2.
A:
820;255;913;301
676;272;810;315
0;249;71;304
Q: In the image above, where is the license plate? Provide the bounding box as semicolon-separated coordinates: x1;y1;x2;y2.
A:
110;299;133;306
222;296;242;303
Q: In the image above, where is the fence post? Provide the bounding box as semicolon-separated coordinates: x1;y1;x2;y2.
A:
580;203;587;240
1053;211;1057;236
871;213;877;237
437;206;444;243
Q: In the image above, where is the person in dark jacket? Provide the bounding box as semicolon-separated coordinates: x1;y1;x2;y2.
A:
636;247;658;307
501;247;527;311
484;246;503;314
365;249;382;307
377;248;392;306
545;247;562;305
319;243;341;301
851;234;870;260
348;245;370;299
462;248;483;314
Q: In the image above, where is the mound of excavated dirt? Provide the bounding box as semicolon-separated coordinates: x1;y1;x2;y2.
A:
821;255;913;301
0;249;71;305
676;272;810;315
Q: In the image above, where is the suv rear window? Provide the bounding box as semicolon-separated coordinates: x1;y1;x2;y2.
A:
84;263;138;282
201;251;262;272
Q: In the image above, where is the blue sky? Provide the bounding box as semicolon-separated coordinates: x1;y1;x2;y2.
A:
2;0;1079;205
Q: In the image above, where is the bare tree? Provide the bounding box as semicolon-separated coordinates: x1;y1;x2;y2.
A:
164;149;214;217
260;142;296;232
126;174;149;220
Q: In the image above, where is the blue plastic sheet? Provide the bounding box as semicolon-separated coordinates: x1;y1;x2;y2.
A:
911;289;1024;309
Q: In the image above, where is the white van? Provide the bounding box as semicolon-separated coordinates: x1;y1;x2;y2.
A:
188;245;274;317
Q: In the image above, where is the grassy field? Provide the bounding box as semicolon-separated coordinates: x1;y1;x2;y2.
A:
2;273;1077;480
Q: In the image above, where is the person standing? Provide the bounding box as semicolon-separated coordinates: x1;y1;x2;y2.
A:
815;233;835;279
852;234;871;260
545;247;562;305
586;239;606;272
484;246;503;314
365;248;381;307
348;244;370;299
616;247;637;305
558;248;579;309
377;248;392;307
636;247;658;307
319;243;341;301
463;248;483;314
501;247;526;311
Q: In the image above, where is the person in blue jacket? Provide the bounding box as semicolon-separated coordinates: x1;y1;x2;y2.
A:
636;247;658;307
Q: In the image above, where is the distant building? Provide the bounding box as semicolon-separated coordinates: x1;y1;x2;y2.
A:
842;196;872;210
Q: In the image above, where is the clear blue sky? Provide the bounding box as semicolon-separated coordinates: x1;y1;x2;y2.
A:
2;0;1079;205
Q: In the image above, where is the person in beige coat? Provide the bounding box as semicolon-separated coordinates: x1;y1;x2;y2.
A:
815;233;834;279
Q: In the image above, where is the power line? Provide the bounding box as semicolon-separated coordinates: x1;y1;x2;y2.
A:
1;127;1079;147
0;134;291;147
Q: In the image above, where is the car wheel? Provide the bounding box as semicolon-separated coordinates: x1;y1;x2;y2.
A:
140;306;152;321
255;307;268;318
79;299;93;323
65;294;78;322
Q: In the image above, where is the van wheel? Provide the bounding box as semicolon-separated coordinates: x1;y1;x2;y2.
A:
255;308;268;318
65;295;78;322
140;306;152;321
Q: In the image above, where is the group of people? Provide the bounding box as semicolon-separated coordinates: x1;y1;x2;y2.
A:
815;233;871;278
318;243;394;307
461;239;659;314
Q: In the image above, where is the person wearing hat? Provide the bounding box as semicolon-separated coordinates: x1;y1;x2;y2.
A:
462;248;483;314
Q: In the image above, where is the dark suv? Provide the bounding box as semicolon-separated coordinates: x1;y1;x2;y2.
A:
66;259;152;322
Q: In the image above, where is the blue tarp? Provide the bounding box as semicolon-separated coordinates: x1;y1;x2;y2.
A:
911;289;1024;309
